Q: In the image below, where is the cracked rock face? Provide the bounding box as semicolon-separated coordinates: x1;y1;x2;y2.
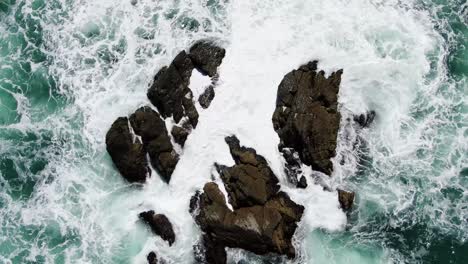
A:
193;136;304;263
272;61;342;176
105;117;151;183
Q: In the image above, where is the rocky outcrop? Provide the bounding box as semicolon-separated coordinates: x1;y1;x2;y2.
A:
139;211;176;246
130;107;179;183
272;61;342;178
193;137;304;263
147;51;198;127
147;40;225;128
105;117;151;183
189;41;226;77
215;136;280;209
107;40;225;184
338;189;355;212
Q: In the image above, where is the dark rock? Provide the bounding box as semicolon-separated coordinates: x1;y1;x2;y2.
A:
147;51;198;127
215;136;280;209
201;235;227;264
189;41;226;77
130;107;178;183
337;189;355;212
195;183;304;261
353;110;376;128
198;85;215;109
282;148;303;186
297;176;307;189
193;138;304;263
272;61;342;175
147;252;158;264
106;117;150;183
171;125;190;147
189;190;201;214
139;211;176;246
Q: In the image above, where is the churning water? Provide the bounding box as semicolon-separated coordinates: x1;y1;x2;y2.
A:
0;0;467;263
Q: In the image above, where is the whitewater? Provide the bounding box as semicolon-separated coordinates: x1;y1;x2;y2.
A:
0;0;466;263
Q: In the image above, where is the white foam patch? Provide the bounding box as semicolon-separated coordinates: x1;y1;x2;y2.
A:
189;69;212;100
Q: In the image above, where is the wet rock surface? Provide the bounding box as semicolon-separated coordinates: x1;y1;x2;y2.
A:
147;51;198;127
198;85;215;109
139;211;176;246
130;106;179;183
105;117;150;183
354;110;376;128
171;125;190;147
106;40;225;184
215;136;280;209
193;137;304;263
189;40;226;77
272;61;342;176
338;189;355;212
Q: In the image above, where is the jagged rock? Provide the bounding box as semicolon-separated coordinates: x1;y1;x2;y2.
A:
189;41;226;77
195;183;304;261
139;211;176;246
147;252;158;264
297;176;307;189
171;125;190;147
215;136;280;209
147;51;198;127
201;235;227;264
354;110;376;128
337;189;355;212
272;61;342;175
106;117;150;183
130;107;178;183
198;85;215;109
193;138;304;263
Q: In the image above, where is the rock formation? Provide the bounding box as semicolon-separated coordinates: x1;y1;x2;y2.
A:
130;106;179;183
338;189;355;212
193;137;304;263
139;210;176;246
272;61;342;182
105;117;151;183
354;110;376;128
106;40;225;184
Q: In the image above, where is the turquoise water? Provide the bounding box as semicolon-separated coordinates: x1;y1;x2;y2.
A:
0;0;466;263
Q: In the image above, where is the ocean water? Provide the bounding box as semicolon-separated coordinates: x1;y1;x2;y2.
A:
0;0;466;263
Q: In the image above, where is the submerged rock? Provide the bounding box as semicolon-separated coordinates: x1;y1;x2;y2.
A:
105;117;150;183
147;252;158;264
139;211;176;246
189;40;226;77
272;61;342;175
130;106;179;183
353;110;376;128
194;137;304;263
337;189;355;212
